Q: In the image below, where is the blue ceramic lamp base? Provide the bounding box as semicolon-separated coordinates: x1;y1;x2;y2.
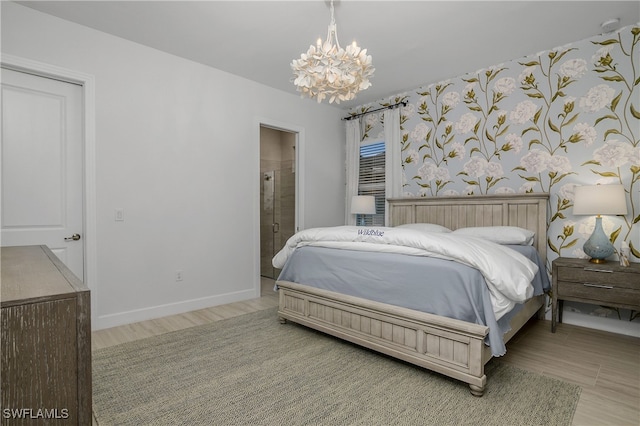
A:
583;216;614;264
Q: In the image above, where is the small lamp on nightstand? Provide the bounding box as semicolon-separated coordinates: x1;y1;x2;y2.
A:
351;195;376;226
573;184;628;263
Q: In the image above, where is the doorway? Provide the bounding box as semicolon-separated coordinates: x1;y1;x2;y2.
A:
1;54;97;327
1;67;84;279
260;126;296;279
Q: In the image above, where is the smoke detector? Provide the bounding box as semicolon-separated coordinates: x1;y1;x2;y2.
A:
601;18;621;33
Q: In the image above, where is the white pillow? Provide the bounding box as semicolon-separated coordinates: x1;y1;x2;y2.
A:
452;226;535;245
395;223;452;233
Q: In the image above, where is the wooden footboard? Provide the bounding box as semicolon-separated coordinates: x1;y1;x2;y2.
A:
277;280;491;396
276;193;549;397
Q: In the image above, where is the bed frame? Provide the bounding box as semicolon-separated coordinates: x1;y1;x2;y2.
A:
277;193;549;396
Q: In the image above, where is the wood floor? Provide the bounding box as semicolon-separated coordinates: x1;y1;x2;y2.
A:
92;278;639;426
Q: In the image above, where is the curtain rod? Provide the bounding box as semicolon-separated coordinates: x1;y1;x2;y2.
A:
342;101;408;121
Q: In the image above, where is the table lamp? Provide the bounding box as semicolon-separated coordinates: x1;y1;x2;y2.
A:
351;195;376;226
573;184;627;263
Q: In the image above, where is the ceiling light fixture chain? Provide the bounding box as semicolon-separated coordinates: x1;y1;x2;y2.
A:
327;0;339;49
291;0;374;104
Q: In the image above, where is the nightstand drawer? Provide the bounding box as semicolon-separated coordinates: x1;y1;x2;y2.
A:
556;267;640;289
556;280;640;308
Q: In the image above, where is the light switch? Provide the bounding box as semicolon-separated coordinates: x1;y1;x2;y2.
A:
115;208;124;222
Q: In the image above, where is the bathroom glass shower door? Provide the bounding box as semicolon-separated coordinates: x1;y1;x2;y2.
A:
260;165;295;279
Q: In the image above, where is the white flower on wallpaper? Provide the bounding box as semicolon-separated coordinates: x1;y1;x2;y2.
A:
404;149;420;165
592;140;634;167
450;142;466;159
486;161;505;178
503;133;524;153
353;24;640;269
519;181;537;193
455;113;478;134
410;122;430;142
493;77;517;95
520;149;550;173
559;58;588;79
518;66;536;85
572;122;597;146
364;112;380;127
579;84;616;113
442;91;461;108
402;101;416;117
463;82;476;97
631;147;640;167
417;162;450;182
557;182;578;201
591;45;614;65
462;186;474;195
462;157;488;178
509;100;539;125
547;155;572;174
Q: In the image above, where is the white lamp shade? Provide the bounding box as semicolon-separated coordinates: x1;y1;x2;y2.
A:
573;184;628;215
351;195;376;214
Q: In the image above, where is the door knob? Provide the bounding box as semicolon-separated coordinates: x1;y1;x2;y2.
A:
64;233;81;241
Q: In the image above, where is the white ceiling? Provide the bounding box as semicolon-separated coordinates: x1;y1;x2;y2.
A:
16;1;640;109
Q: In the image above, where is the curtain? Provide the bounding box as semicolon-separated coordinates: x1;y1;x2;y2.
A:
384;107;402;226
384;107;402;198
345;118;361;225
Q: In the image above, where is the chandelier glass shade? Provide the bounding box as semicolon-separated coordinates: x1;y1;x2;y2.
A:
291;1;374;104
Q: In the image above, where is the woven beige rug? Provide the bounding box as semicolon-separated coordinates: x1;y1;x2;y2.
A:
93;308;580;425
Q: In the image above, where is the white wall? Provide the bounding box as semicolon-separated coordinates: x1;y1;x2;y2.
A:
1;2;346;329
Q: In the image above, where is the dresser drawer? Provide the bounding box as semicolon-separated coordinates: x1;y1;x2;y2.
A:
556;266;640;289
556;280;640;308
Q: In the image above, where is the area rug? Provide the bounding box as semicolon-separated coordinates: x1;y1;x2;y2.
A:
93;308;580;425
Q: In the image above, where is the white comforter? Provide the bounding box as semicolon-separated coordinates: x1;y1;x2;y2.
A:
272;226;538;320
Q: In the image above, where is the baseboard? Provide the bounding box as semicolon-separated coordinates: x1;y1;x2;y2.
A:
560;310;640;338
544;306;640;337
94;289;256;330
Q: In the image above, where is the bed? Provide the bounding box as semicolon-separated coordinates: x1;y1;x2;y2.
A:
275;193;549;396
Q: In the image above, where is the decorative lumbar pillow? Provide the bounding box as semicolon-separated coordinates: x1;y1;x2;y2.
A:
452;226;535;245
395;223;452;233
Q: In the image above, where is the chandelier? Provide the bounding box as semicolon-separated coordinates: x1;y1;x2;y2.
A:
291;0;374;104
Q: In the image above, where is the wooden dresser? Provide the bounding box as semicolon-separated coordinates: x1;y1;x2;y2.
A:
1;246;91;425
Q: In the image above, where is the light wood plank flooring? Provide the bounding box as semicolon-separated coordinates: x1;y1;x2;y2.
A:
93;278;639;425
92;278;278;351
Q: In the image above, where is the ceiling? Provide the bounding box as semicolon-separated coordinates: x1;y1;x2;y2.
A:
16;1;640;109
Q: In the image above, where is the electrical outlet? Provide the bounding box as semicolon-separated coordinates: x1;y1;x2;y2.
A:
175;270;183;282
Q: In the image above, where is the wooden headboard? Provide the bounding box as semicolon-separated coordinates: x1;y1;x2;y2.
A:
388;194;549;264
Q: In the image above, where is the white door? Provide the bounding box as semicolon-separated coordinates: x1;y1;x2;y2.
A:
1;68;84;280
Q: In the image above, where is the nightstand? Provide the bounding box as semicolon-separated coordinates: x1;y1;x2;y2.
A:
551;257;640;332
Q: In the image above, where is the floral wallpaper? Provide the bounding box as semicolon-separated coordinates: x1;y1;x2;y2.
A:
349;24;639;322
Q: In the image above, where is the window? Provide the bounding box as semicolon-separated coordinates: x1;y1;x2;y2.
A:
358;141;385;226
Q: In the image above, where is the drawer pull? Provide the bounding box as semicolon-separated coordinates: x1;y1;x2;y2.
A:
584;267;613;273
583;283;614;289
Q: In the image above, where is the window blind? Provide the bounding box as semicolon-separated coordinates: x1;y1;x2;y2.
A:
358;141;385;226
